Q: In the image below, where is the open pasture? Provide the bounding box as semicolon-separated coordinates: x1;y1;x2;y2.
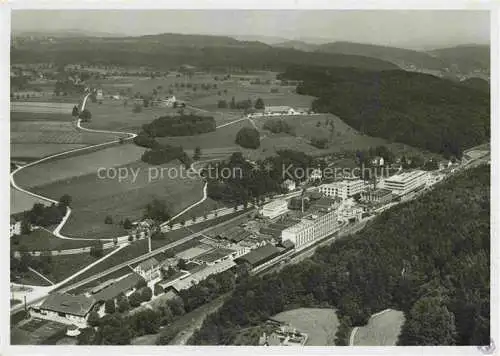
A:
34;159;205;238
14;143;146;189
272;308;340;346
352;309;405;346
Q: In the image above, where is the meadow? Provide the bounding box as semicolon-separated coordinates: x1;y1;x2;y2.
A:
352;309;405;346
271;308;340;346
14;143;146;189
11;101;76;114
11;228;94;252
34;159;205;238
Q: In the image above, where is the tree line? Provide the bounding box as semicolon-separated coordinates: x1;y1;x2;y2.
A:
190;164;490;345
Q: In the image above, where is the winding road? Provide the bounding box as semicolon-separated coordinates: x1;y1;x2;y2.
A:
10;93;212;245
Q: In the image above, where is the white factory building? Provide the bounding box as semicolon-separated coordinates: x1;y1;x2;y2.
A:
318;178;366;200
260;199;289;219
281;209;339;249
382;170;429;196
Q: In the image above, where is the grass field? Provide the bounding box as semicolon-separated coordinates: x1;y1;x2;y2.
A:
32;159;204;238
352;309;405;346
10;187;51;215
10;110;128;160
272;308;340;346
11;143;88;159
11;111;75;122
11;228;94;252
14;143;146;189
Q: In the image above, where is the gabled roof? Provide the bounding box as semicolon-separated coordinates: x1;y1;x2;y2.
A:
39;293;95;317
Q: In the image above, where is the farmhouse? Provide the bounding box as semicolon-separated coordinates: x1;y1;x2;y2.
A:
33;293;96;326
133;257;161;282
10;217;21;237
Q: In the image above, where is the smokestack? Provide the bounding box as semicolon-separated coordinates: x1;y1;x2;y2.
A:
301;197;304;213
148;234;152;253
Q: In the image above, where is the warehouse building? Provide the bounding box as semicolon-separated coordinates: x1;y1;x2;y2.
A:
382;170;429;196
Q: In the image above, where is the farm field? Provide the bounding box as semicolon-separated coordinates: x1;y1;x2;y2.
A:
272;308;340;346
34;159;204;238
352;309;405;346
10;228;94;252
11;101;76;114
190;84;314;112
11;111;74;122
14;143;145;189
10;187;51;215
10;109;128;160
11;143;88;159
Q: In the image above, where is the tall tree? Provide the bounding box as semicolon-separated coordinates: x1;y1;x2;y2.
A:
398;297;457;345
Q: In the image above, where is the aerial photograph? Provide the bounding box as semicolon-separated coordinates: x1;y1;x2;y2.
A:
7;8;490;347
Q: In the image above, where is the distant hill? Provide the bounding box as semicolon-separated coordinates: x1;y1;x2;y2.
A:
11;33;398;72
429;45;490;72
274;40;319;52
280;66;489;158
316;41;446;70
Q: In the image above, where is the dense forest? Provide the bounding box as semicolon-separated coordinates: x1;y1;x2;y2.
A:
190;164;490;346
205;151;313;203
279;66;490;158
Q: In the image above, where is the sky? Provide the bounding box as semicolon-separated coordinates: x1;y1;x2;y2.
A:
11;10;490;49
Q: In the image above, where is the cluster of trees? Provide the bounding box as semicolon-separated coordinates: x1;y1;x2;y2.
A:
54;79;85;96
190;165;490;346
262;119;295;135
79;109;92;122
144;199;171;223
11;249;54;281
206;150;312;203
140;144;191;167
142;115;216;137
279;66;489;159
23;195;70;228
217;97;265;111
235;127;260;149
